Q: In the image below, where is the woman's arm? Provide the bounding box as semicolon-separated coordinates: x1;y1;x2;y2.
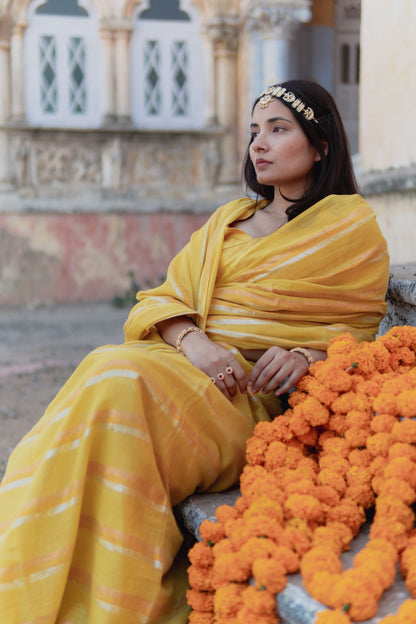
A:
246;346;327;396
156;317;248;401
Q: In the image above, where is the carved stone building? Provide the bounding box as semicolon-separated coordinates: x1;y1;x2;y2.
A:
0;0;412;305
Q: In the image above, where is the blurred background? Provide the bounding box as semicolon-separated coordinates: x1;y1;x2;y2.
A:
0;0;414;307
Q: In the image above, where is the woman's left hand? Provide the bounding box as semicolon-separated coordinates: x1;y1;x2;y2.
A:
247;346;309;396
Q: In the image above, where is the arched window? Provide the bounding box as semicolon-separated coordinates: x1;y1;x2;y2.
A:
24;0;102;127
131;0;204;129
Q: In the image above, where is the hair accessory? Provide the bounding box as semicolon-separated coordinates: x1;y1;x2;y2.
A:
225;367;233;375
217;372;225;381
258;86;318;123
290;347;315;367
176;326;205;353
210;377;216;384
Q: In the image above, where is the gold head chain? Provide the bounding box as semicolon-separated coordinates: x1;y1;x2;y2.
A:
258;86;319;123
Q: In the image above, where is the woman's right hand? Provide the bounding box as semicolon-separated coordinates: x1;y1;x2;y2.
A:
179;331;248;401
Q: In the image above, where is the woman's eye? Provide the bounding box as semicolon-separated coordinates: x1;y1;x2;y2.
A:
250;132;259;140
273;126;283;133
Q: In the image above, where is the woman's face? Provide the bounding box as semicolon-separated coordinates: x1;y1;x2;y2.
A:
249;98;320;199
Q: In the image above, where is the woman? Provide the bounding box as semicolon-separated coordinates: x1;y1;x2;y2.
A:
0;80;389;624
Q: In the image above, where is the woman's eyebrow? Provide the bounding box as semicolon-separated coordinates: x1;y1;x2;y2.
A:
250;116;292;128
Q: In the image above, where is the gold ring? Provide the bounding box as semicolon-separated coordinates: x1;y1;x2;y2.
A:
210;377;216;384
225;366;233;375
217;372;225;381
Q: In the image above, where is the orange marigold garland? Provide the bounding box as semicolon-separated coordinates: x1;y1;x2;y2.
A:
186;326;416;623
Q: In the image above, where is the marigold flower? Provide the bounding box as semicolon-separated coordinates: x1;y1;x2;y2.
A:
404;569;416;597
188;564;215;592
317;469;346;497
313;608;351;624
311;524;352;555
331;392;356;414
288;406;311;436
213;583;244;616
366;432;393;457
369;519;409;552
397;345;416;366
188;611;216;624
384;456;416;488
366;537;399;562
284;493;324;524
327;414;348;436
212;551;251;586
354;378;381;398
344;425;370;449
299;396;330;427
326;499;365;535
301;546;343;585
398;598;416;617
373;392;398;415
246;437;268;466
348;448;372;467
239;536;280;567
314;363;353;393
378;332;401;352
236;606;279;624
346;465;372;487
352;344;377;376
314;485;341;509
288;389;307;407
319;454;349;475
241;585;277;614
216;504;240;525
285;478;316;498
331;569;382;620
369;454;388;477
370;413;397;434
379;477;416;505
199;519;226;544
186;589;215;612
188;542;215;568
243;496;284;523
280;525;311;557
376;495;415;531
344;483;375;509
297;428;319;447
304;377;339;406
396;389;416;418
382;376;412;395
304;571;341;606
352;552;396;590
270;414;294;442
392;419;416;445
272;545;300;573
321;436;351;458
327;332;358;363
252;557;287;594
388;441;416;462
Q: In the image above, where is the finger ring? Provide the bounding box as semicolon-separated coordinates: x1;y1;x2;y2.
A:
210;377;216;384
225;366;233;375
217;372;225;381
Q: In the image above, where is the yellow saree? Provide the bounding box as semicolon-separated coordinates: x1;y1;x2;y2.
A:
0;195;388;624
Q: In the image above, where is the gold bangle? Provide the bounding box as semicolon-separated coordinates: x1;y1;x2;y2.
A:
290;347;315;367
176;327;205;353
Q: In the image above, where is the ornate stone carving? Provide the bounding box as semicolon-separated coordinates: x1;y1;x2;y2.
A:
34;142;101;187
206;15;240;53
246;0;312;36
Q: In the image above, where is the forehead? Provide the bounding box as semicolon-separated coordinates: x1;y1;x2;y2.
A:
251;98;299;125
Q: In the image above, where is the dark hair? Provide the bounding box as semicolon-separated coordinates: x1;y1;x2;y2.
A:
242;79;359;221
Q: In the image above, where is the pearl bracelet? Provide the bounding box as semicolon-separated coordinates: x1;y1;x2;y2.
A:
176;327;205;353
290;347;315;367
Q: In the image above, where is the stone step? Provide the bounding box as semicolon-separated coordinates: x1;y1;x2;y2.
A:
180;490;411;623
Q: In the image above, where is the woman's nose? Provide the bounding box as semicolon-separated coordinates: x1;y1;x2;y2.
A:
252;134;267;151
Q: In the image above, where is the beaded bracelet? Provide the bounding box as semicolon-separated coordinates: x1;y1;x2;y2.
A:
290;346;315;367
176;326;205;353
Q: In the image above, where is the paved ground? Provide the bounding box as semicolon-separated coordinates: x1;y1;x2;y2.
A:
0;302;129;477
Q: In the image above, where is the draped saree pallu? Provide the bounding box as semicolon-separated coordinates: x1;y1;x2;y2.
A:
0;194;389;624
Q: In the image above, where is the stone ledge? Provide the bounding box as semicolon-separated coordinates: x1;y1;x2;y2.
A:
179;268;416;622
180;491;411;623
359;163;416;195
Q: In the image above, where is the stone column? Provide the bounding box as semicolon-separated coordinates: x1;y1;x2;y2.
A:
0;40;12;189
114;23;132;124
207;15;240;187
10;22;26;122
247;0;312;86
100;26;116;123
